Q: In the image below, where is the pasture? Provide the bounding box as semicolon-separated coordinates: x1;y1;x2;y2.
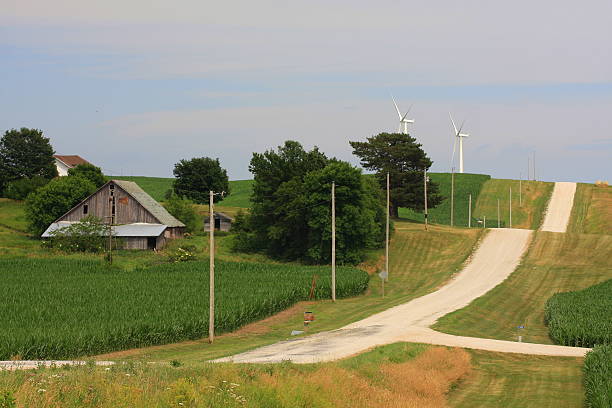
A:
0;258;368;360
567;183;612;234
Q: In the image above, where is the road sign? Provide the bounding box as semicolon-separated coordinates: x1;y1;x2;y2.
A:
378;270;388;280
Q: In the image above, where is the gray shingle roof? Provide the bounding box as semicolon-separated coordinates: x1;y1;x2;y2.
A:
112;180;185;227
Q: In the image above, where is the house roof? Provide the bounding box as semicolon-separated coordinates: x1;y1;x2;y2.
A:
53;155;92;168
42;221;167;237
204;212;234;222
111;180;185;227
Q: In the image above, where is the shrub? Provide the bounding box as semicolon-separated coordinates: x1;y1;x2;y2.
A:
67;163;107;187
168;245;197;262
43;216;111;253
163;193;199;233
583;344;612;408
544;279;612;347
3;176;49;200
25;176;97;236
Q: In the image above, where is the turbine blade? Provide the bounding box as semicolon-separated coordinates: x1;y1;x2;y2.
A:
449;112;458;135
401;105;413;121
458;119;466;136
392;95;402;119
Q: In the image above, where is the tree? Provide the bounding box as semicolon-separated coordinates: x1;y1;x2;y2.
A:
25;176;97;236
0;128;57;192
163;193;199;233
350;133;443;218
232;141;385;264
68;163;107;188
172;157;230;204
4;176;50;200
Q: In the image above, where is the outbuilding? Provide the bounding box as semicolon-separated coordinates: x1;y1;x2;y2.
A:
41;180;185;249
204;212;234;232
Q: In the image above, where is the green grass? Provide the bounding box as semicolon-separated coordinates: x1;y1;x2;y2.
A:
473;179;554;229
399;172;491;227
109;176;254;208
0;258;368;360
448;350;585;407
434;231;612;344
0;198;28;232
568;183;612;234
545;279;612;347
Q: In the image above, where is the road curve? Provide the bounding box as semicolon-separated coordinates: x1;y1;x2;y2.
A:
217;226;589;364
540;182;577;233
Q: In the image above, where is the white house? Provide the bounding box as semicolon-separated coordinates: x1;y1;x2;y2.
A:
53;155;92;176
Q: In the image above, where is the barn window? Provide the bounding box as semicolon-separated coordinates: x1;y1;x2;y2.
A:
109;184;115;196
83;204;88;215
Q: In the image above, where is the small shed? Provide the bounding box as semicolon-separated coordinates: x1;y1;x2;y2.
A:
204;212;234;232
54;155;93;176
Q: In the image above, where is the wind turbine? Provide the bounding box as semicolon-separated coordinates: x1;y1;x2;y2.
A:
449;113;469;173
392;96;414;134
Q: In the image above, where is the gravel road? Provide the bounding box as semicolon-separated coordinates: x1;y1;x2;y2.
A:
541;182;576;233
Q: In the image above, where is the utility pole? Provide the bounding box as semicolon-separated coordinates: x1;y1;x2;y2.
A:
209;190;215;343
483;215;486;228
424;168;428;231
519;172;523;207
533;151;536;181
468;194;472;227
331;181;336;302
527;157;531;181
450;167;455;227
385;172;390;282
509;187;512;228
497;199;501;228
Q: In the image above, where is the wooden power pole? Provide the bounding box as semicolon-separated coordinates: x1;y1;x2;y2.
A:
209;190;215;343
424;168;428;231
331;181;336;302
450;168;455;227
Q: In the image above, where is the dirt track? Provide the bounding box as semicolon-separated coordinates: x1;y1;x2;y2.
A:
218;182;585;363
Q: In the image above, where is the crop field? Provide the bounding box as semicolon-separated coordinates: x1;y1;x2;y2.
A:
0;258;368;360
109;176;254;207
434;231;612;344
399;172;491;226
567;183;612;235
473;179;554;229
544;279;611;347
583;344;612;408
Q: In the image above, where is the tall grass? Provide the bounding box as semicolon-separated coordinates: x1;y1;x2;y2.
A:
0;258;368;360
544;279;611;347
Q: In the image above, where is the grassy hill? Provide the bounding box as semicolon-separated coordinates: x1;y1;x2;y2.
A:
399;173;491;226
568;183;611;234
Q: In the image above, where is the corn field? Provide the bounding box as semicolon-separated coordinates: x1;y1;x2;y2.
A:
0;258;369;360
583;344;611;408
544;279;611;347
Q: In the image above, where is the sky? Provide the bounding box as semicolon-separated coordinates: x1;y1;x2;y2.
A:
1;1;611;182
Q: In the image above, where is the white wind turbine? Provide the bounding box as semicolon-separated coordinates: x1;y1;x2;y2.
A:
392;96;414;134
449;113;469;173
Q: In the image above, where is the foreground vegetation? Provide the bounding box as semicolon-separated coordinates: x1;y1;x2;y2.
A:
0;258;368;360
583;344;612;408
434;231;612;344
545;279;611;347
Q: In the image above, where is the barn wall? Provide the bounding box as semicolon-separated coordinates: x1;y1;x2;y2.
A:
124;237;148;250
59;183;160;224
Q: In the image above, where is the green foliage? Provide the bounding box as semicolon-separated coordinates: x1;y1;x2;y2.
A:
544;279;611;347
167;245;197;262
0;391;16;408
172;157;230;204
43;216;110;253
163;193;199;233
25;176;97;236
67;163;107;187
350;133;442;217
399;173;492;226
235;141;385;264
3;175;50;200
0;258;369;359
0;127;57;193
583;344;612;408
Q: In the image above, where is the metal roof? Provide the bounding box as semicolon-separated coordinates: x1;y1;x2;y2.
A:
42;222;167;238
112;180;185;227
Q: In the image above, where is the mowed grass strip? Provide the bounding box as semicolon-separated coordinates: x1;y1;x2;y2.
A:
448;350;585;408
568;183;612;234
433;231;612;344
473;179;554;229
0;258;368;360
399;173;491;226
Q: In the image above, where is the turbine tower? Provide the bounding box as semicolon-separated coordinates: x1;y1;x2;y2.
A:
449;113;469;174
392;96;414;134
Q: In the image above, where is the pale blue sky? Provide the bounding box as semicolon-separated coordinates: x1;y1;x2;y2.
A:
2;1;611;182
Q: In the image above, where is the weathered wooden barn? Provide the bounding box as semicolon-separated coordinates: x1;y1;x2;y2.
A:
41;180;185;249
204;212;234;232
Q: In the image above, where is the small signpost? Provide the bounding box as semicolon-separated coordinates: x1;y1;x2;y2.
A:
378;269;388;298
517;325;525;342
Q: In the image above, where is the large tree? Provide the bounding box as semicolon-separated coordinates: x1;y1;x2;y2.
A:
172;157;230;204
0;128;58;192
233;141;385;264
350;132;442;218
67;163;107;188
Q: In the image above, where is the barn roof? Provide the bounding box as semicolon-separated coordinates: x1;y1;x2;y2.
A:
42;222;167;237
53;155;92;168
112;180;185;227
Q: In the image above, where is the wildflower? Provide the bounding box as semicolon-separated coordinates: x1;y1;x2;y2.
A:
37;389;46;393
